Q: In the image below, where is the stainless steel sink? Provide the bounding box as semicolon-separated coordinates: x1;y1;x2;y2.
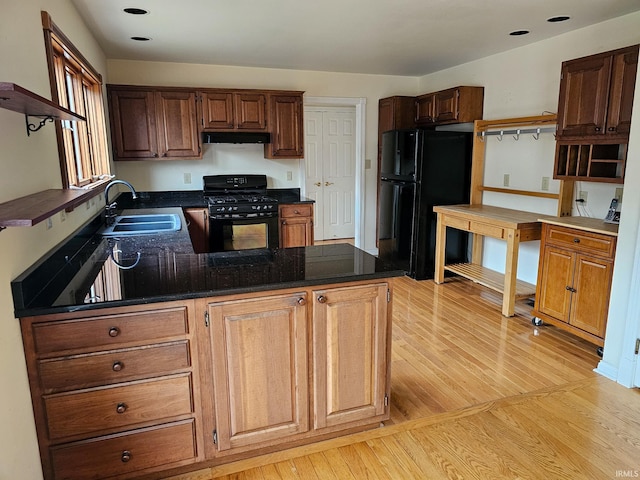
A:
100;213;182;236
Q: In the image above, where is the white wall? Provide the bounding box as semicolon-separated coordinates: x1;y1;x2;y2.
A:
0;1;108;479
107;61;418;252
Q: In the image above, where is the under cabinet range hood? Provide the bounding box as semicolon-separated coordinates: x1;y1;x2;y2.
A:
202;132;271;144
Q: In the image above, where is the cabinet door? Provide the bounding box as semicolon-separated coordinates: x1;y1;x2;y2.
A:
266;94;304;158
155;91;200;158
201;91;234;129
234;93;267;130
557;54;612;137
415;94;435;124
569;254;613;337
184;208;209;253
279;204;314;248
537;246;574;323
606;47;639;136
433;88;458;123
109;89;158;159
208;294;309;452
312;283;389;429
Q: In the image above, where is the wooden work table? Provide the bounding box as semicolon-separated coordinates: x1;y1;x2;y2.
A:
433;204;542;317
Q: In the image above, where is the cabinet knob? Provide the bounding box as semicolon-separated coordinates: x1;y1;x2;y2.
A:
317;295;327;304
112;361;124;372
573;238;580;243
297;297;306;306
293;209;299;214
121;450;132;463
281;220;287;225
116;402;128;414
108;327;120;337
608;126;617;132
565;286;577;293
153;153;159;157
594;126;601;132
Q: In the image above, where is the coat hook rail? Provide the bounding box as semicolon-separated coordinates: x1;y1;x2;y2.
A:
476;126;556;139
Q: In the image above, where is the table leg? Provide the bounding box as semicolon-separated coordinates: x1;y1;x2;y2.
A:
434;213;446;284
502;229;521;317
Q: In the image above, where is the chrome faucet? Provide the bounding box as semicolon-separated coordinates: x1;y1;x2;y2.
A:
104;180;138;225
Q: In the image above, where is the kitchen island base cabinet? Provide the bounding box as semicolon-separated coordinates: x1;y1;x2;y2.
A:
198;280;392;462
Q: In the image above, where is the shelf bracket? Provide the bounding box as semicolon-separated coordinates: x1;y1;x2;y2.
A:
25;114;56;136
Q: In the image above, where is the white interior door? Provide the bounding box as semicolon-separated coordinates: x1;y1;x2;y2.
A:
304;107;356;241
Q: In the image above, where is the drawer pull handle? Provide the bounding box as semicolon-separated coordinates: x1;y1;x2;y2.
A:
294;209;299;214
121;450;132;463
297;297;306;306
108;327;120;337
573;238;580;243
112;361;124;372
116;403;128;414
317;295;327;304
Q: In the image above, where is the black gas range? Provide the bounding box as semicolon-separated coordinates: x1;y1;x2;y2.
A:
203;174;280;252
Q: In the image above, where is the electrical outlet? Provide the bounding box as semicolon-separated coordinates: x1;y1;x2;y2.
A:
541;177;550;191
615;187;624;202
579;191;588;203
503;174;510;187
365;159;372;169
60;211;66;222
46;218;53;230
286;171;293;181
184;173;192;184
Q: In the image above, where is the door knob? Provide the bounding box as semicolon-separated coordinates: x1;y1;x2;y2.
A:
314;182;321;187
325;182;334;186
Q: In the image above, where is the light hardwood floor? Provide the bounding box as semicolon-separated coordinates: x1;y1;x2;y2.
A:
166;276;640;479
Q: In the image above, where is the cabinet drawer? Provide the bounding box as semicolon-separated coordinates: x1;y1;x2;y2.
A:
51;420;197;480
45;374;193;440
470;221;505;239
444;216;470;231
38;341;191;393
280;204;312;218
545;225;615;257
33;307;189;354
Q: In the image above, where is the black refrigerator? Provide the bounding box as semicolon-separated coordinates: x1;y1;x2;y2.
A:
378;129;472;280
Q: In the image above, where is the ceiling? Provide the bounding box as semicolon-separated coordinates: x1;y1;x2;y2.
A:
71;0;640;77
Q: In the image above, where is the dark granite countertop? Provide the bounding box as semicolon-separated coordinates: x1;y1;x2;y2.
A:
12;199;402;318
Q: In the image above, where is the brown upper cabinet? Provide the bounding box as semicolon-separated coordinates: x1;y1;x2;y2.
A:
415;86;484;126
378;96;415;148
265;93;304;159
557;44;638;140
200;90;267;131
108;86;201;161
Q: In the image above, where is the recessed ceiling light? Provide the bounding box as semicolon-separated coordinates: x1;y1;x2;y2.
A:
509;30;530;36
547;16;570;23
124;8;149;15
130;36;151;41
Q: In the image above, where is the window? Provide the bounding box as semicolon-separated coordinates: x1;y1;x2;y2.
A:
42;11;110;189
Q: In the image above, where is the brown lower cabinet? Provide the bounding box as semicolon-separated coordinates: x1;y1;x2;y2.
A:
20;280;392;479
279;203;314;247
532;223;616;346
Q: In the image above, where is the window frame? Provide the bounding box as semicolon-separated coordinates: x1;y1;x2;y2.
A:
41;11;111;189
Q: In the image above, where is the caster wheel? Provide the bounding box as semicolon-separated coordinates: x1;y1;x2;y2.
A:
596;347;603;357
532;317;543;326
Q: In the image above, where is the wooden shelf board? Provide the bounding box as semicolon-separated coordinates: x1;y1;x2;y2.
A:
444;263;536;298
0;82;85;122
0;188;102;228
480;186;559;199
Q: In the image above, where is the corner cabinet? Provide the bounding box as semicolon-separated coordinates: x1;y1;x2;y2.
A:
554;44;638;183
279;203;314;247
532;223;617;346
265;92;304;159
107;86;201;161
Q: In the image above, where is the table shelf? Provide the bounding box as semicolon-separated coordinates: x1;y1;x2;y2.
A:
444;263;536;298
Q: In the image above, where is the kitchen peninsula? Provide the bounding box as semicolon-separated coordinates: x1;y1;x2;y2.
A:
11;200;403;480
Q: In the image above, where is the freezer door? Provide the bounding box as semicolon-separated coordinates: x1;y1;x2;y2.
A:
378;179;416;270
380;130;418;180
